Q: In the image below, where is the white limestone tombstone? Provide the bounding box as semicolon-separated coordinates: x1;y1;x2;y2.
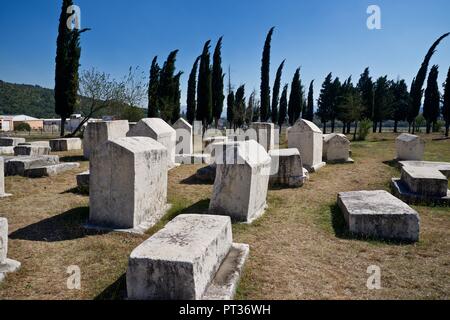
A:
288;119;326;172
83;120;130;159
323;133;353;163
268;148;309;188
173;118;193;155
0;157;11;197
88;137;168;233
127;118;176;168
396;133;425;161
0;218;21;282
250;122;275;151
49;138;82;151
209;140;271;223
0;138;26;147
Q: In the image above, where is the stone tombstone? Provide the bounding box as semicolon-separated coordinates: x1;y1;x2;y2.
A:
14;145;51;156
0;218;7;263
83;120;130;159
288;119;325;172
209;140;271;223
172;118;193;155
396;133;425;161
250;122;275;151
0;157;6;196
49;138;82;152
337;190;420;242
89;137;168;231
0;137;26;147
127;118;176;168
127;214;232;300
268;148;308;188
322;133;353;163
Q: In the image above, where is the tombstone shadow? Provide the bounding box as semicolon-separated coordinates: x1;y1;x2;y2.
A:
180;199;210;214
382;159;400;169
59;155;86;163
9;207;109;242
95;274;127;300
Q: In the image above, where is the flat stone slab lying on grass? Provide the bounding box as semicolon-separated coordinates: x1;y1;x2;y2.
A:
0;147;14;155
14;145;51;156
23;162;80;178
401;166;448;197
0;137;25;147
4;155;60;176
0;158;12;198
127;214;248;300
268;148;309;188
391;178;450;206
49;138;82;151
175;154;211;165
0;218;21;284
337;190;420;242
399;161;450;178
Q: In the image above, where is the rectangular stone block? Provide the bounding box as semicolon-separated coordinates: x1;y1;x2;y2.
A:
209;140;271;223
49;138;82;151
269;148;307;188
4;155;60;176
323;133;352;163
127;214;232;300
83;120;130;159
76;170;90;191
0;158;5;196
401;166;448;197
14;145;50;156
337;190;420;242
396;133;425;161
0;218;7;264
0;147;14;155
0;137;25;147
89;137;168;230
24;163;80;178
399;161;450;179
250;122;275;151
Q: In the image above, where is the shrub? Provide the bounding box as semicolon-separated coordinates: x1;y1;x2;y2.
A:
15;122;31;132
357;119;372;141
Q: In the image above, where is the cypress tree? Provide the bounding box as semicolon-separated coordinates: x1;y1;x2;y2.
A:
158;50;180;122
304;80;315;121
330;77;342;132
278;84;288;134
197;41;213;128
443;67;450;137
288;68;302;125
423;65;440;133
234;85;246;128
317;73;333;133
373;76;392;133
227;91;235;129
186;56;200;124
212;37;225;127
391;79;410;133
260;27;275;122
148;56;160;117
357;68;375;130
408;33;449;133
271;60;285;124
171;72;183;123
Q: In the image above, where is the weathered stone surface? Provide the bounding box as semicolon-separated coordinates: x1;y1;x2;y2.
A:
337;190;420;242
209;140;271;223
4;155;60;176
24;162;80;178
76;170;90;192
0;158;10;197
391;178;450;206
89;137;168;232
127;118;176;168
83;120;130;159
286;127;292;143
19;141;50;148
49;138;82;151
268;148;308;188
0;218;21;283
203;136;228;150
288;119;326;172
173;118;193;155
175;154;211;165
250;122;275;151
396;133;425;161
323;133;353;163
127;214;235;300
0;147;14;155
399;161;450;178
0;137;25;147
14;145;51;156
401;166;448;197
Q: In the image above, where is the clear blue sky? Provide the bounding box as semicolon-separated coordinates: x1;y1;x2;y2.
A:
1;0;449;109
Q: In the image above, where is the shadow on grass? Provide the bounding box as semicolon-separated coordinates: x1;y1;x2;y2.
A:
382;159;400;169
59;155;86;163
180;173;214;185
330;204;415;245
95;274;127;300
9;207;109;242
61;187;89;196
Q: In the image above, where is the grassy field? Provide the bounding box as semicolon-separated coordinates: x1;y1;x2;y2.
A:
0;133;449;300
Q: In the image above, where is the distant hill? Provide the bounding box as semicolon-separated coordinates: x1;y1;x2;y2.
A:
0;80;57;118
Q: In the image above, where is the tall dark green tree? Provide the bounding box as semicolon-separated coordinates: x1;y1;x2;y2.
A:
288;68;303;125
423;65;440;133
373;76;392;133
357;68;375;129
330;77;342;132
186;56;200;124
304;80;314;121
227;91;235;129
148;56;160;117
336;77;354;134
278;84;288;134
443;67;450;137
234;85;246;128
158;50;180;122
197;41;213;128
408;32;449;133
317;73;333;133
260;27;275;122
171;72;183;123
271;60;285;124
212;37;225;127
390;79;410;133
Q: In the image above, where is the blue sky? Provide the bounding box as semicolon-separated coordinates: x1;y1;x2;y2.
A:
0;0;449;108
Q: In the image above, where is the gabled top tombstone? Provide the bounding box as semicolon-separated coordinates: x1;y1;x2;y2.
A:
396;133;425;161
173;118;193;155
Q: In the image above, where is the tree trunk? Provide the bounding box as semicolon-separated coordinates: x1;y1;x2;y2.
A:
394;120;398;133
331;119;335;133
378;121;382;133
353;121;358;141
60;117;66;137
323;122;327;134
342;122;346;134
347;122;351;134
412;119;416;134
446;123;450;137
426;121;431;134
373;121;377;133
